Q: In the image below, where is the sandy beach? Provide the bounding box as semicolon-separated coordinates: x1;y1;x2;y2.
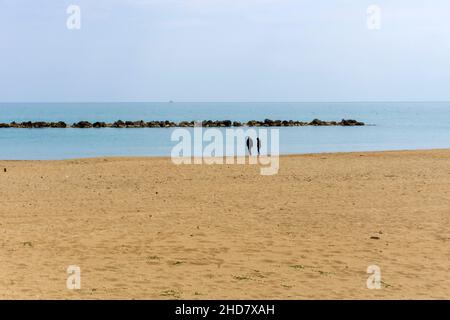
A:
1;149;450;299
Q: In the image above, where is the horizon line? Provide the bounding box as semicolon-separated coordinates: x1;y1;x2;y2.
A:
2;100;450;104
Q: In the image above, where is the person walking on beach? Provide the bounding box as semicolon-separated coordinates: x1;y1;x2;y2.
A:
246;137;253;155
256;137;261;156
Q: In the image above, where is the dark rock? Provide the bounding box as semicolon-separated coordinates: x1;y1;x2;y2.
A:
73;121;93;128
0;118;365;128
310;119;325;126
50;121;67;128
202;120;212;127
93;122;107;128
112;120;125;128
222;120;232;127
179;121;191;127
340;119;365;126
122;120;145;128
32;122;48;128
136;120;146;127
146;121;161;128
20;121;33;128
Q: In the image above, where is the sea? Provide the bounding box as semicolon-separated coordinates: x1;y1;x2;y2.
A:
0;102;449;160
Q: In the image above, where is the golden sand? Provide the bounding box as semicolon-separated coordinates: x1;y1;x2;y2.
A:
1;150;450;299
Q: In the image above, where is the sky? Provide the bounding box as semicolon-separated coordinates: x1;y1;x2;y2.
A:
1;0;450;102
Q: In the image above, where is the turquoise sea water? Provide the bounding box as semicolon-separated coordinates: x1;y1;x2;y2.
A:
1;102;450;160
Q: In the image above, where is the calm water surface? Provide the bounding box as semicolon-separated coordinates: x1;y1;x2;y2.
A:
0;102;449;160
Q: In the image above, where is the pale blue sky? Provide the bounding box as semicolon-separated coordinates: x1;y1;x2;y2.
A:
1;0;450;102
